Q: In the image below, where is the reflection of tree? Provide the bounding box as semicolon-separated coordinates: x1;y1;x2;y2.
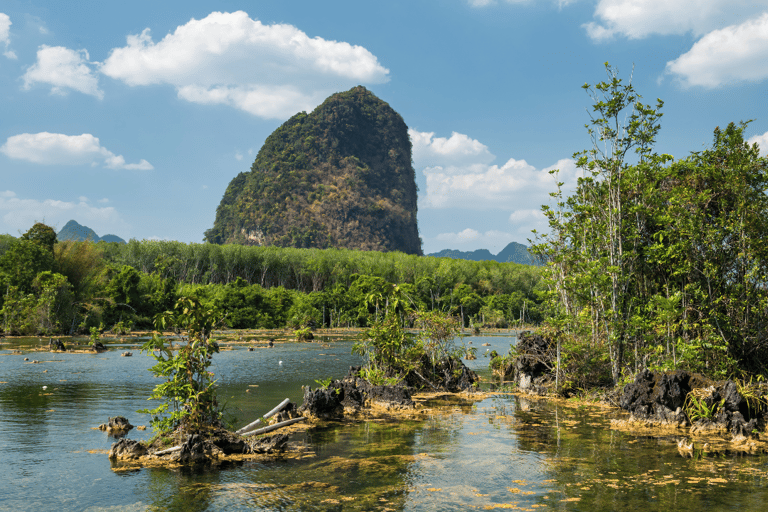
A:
139;465;219;512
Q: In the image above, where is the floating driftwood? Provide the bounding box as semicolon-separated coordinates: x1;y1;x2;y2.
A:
236;398;291;435
153;445;183;456
241;417;306;437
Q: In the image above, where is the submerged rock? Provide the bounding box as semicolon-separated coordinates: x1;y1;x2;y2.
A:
108;438;147;460
250;433;289;454
98;416;134;435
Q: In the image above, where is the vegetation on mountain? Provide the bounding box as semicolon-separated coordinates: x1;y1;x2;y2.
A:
530;63;768;389
205;86;422;255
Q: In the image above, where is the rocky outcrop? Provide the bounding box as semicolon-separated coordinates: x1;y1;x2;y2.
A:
491;331;555;393
98;416;134;435
299;367;416;420
403;356;478;393
615;369;767;441
109;438;147;459
48;338;66;351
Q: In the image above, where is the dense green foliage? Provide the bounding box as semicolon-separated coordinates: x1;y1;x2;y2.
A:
532;64;768;385
205;86;422;255
353;285;468;387
0;226;542;335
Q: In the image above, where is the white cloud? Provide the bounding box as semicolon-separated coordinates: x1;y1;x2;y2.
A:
22;45;102;98
748;131;768;156
421;155;579;211
412;129;580;238
666;13;768;88
0;13;16;59
584;0;768;40
0;191;129;237
235;151;244;161
100;11;389;118
1;132;153;170
409;129;494;170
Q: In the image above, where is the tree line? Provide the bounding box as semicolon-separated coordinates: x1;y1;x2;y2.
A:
0;228;543;336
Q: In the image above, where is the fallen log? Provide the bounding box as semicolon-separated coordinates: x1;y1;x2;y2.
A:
153;445;182;456
241;417;306;437
236;398;291;435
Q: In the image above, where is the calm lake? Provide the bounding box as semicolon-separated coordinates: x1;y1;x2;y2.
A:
2;332;768;511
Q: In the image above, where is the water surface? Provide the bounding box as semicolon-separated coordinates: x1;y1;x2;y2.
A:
2;333;766;511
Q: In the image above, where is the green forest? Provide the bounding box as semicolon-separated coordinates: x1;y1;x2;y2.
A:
0;229;542;336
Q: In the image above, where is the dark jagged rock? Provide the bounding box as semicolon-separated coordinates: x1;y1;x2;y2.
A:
618;370;766;437
619;369;693;426
402;356;478;393
299;366;417;419
98;416;134;435
494;331;555;394
91;341;107;352
205;86;422;255
250;433;290;454
108;438;147;460
48;338;66;351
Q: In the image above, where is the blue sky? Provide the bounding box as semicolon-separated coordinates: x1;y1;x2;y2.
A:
2;0;768;254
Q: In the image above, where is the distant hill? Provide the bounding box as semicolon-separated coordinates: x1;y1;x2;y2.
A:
58;220;125;244
428;242;538;265
205;86;422;255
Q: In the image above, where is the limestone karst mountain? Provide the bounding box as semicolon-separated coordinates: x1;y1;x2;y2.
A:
205;86;422;255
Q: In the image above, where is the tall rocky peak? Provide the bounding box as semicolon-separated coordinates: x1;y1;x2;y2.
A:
205;86;423;255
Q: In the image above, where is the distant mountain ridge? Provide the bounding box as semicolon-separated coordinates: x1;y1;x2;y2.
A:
58;220;125;244
428;242;538;265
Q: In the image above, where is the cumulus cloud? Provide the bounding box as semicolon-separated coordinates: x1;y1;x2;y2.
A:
0;13;16;59
1;132;153;170
412;128;579;237
421;155;579;211
100;11;389;118
748;131;768;156
665;13;768;88
409;129;495;170
584;0;768;40
22;45;102;98
0;191;129;237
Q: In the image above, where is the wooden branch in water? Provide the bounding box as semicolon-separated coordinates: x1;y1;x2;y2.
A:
154;445;182;456
236;398;291;435
241;417;306;437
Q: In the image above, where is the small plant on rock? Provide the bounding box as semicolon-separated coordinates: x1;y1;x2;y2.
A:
139;296;224;435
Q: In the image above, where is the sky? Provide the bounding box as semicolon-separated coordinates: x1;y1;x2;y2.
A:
1;0;768;255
